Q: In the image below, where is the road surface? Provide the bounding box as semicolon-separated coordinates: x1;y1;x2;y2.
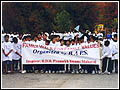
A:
2;73;118;88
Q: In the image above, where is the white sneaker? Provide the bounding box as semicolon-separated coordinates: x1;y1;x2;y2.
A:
22;70;26;73
76;71;79;74
45;71;48;74
72;70;75;74
80;70;84;74
49;70;51;74
98;71;101;74
8;71;11;73
40;70;44;73
107;72;111;75
34;70;39;74
52;71;55;73
71;71;75;74
92;70;95;74
55;71;58;73
62;70;65;73
85;70;88;74
59;71;62;73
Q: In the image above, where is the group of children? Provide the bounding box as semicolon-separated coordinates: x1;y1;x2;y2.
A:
2;30;118;75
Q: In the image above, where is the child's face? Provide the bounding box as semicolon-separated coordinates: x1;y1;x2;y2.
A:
114;37;118;41
34;37;38;41
61;40;64;45
43;35;47;40
56;37;60;41
19;35;22;39
71;41;75;45
38;34;42;39
27;37;31;41
5;36;9;42
52;38;56;43
45;42;49;45
66;41;70;45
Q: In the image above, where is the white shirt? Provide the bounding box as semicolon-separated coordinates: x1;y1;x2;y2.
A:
70;44;77;47
2;42;13;61
63;33;69;40
112;32;117;38
56;42;61;46
38;40;45;45
112;41;118;60
102;46;112;59
84;36;87;43
12;43;22;60
2;43;5;61
2;33;6;42
97;33;103;38
103;39;113;48
70;32;75;39
18;39;22;44
60;45;66;47
49;41;58;47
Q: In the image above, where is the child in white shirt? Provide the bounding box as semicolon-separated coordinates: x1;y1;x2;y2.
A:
101;40;112;75
111;34;118;73
12;37;22;72
2;35;13;73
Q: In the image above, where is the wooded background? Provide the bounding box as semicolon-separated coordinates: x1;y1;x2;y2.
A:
2;2;118;34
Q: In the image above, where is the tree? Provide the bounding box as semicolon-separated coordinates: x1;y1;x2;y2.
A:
111;18;118;29
52;10;72;32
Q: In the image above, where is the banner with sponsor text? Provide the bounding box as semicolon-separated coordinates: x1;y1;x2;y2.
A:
22;42;100;65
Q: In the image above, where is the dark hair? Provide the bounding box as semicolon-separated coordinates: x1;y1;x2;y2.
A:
60;39;64;42
22;36;27;40
56;35;60;38
13;37;18;43
51;35;56;41
87;37;90;41
71;39;75;42
27;35;31;38
43;34;47;37
114;34;117;38
33;35;38;38
45;40;50;44
104;40;110;47
65;40;71;44
4;35;9;39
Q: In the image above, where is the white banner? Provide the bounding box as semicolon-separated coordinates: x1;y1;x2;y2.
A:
22;42;100;65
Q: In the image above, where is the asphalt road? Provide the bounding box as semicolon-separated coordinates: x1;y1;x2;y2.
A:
2;73;119;89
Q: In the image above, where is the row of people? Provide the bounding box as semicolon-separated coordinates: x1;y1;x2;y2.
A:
2;31;118;74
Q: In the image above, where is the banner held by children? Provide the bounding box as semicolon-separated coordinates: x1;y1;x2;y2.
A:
22;42;100;65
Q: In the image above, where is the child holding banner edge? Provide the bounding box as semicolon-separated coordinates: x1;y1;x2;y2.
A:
2;35;13;74
101;40;112;75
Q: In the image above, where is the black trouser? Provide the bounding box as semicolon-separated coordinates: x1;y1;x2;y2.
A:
95;65;100;71
13;59;21;71
81;65;89;71
71;64;79;71
25;65;33;72
2;60;13;72
111;60;118;73
58;64;64;71
102;57;112;73
35;64;44;71
87;65;95;73
66;64;69;72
